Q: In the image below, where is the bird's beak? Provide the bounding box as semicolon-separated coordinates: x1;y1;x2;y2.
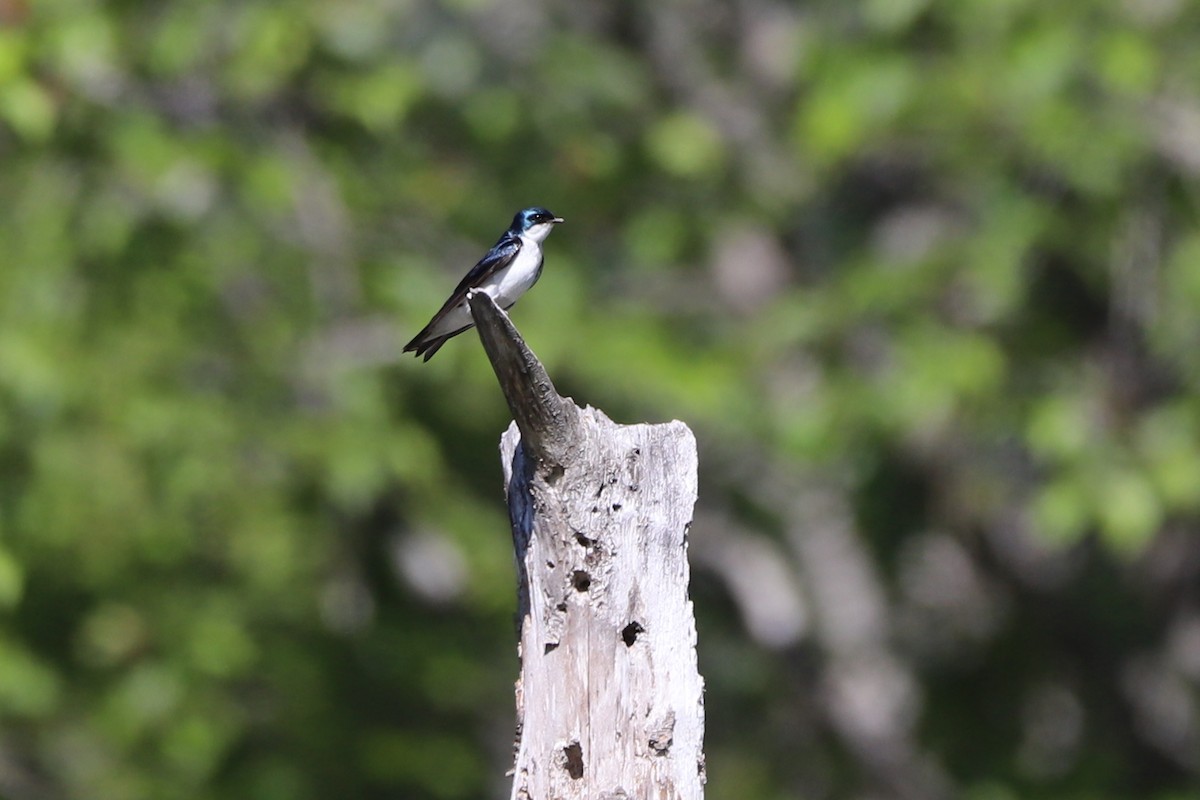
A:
552;217;565;224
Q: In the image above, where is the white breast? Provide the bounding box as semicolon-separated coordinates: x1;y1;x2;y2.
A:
490;235;544;308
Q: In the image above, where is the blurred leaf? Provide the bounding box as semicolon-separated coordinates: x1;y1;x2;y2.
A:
623;204;689;266
78;603;149;667
1097;469;1162;554
1137;403;1200;511
1032;475;1090;545
0;78;56;141
1026;393;1091;461
225;5;312;99
1097;29;1160;94
316;61;423;132
0;544;24;609
795;55;915;164
645;112;725;178
0;28;27;85
0;637;60;717
863;0;930;33
462;88;520;142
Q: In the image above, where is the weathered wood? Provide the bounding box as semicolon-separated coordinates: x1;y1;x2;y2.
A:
467;289;580;467
467;292;705;800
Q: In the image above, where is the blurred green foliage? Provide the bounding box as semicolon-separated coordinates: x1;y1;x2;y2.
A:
1;0;1199;798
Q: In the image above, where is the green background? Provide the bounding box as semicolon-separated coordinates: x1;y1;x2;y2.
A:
1;0;1198;798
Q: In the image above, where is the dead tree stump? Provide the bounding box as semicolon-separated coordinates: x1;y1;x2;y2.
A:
467;291;705;800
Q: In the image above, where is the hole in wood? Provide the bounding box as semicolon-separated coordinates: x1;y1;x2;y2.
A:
649;712;675;755
546;464;564;485
611;503;622;511
571;570;591;592
621;621;644;647
574;531;593;547
563;741;584;779
544;641;558;655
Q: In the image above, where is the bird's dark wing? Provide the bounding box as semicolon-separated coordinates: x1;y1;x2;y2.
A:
446;231;521;299
403;232;522;359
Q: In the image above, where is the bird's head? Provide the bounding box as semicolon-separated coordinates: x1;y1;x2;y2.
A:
512;207;564;242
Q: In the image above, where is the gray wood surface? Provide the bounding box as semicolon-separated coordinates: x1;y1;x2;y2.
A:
467;291;705;800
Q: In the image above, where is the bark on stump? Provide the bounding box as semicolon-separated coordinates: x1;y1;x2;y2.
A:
467;291;705;800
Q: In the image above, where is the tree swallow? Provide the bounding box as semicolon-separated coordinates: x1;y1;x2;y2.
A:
404;207;564;361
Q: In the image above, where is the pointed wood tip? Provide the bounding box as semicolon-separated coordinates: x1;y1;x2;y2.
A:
467;290;579;466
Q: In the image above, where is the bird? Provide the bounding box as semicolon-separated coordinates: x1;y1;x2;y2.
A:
404;207;564;361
